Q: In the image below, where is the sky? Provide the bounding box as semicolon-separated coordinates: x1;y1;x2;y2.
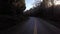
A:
25;0;35;10
25;0;43;11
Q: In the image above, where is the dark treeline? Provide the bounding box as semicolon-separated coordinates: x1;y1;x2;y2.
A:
0;0;29;30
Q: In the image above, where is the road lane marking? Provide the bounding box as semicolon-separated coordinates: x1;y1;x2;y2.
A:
34;18;37;34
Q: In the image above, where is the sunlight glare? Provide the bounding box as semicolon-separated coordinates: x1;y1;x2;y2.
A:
54;0;60;5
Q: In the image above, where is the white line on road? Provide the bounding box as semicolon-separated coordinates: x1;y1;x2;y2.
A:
34;18;37;34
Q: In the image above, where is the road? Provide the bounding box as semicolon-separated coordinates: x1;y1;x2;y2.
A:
2;17;60;34
16;17;60;34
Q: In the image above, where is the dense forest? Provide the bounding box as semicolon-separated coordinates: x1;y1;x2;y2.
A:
0;0;29;30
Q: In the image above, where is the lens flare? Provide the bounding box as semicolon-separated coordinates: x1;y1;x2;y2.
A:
54;0;60;5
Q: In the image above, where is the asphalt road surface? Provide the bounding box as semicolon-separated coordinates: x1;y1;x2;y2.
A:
1;17;60;34
16;17;60;34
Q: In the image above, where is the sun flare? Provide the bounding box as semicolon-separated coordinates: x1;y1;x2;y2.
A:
54;0;60;5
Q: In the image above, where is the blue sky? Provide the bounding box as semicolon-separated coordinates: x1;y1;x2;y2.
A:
25;0;43;11
25;0;35;10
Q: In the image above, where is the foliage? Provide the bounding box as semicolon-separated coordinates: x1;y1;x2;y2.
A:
0;0;29;30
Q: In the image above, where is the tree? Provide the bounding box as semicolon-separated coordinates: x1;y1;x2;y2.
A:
0;0;27;30
0;0;26;16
